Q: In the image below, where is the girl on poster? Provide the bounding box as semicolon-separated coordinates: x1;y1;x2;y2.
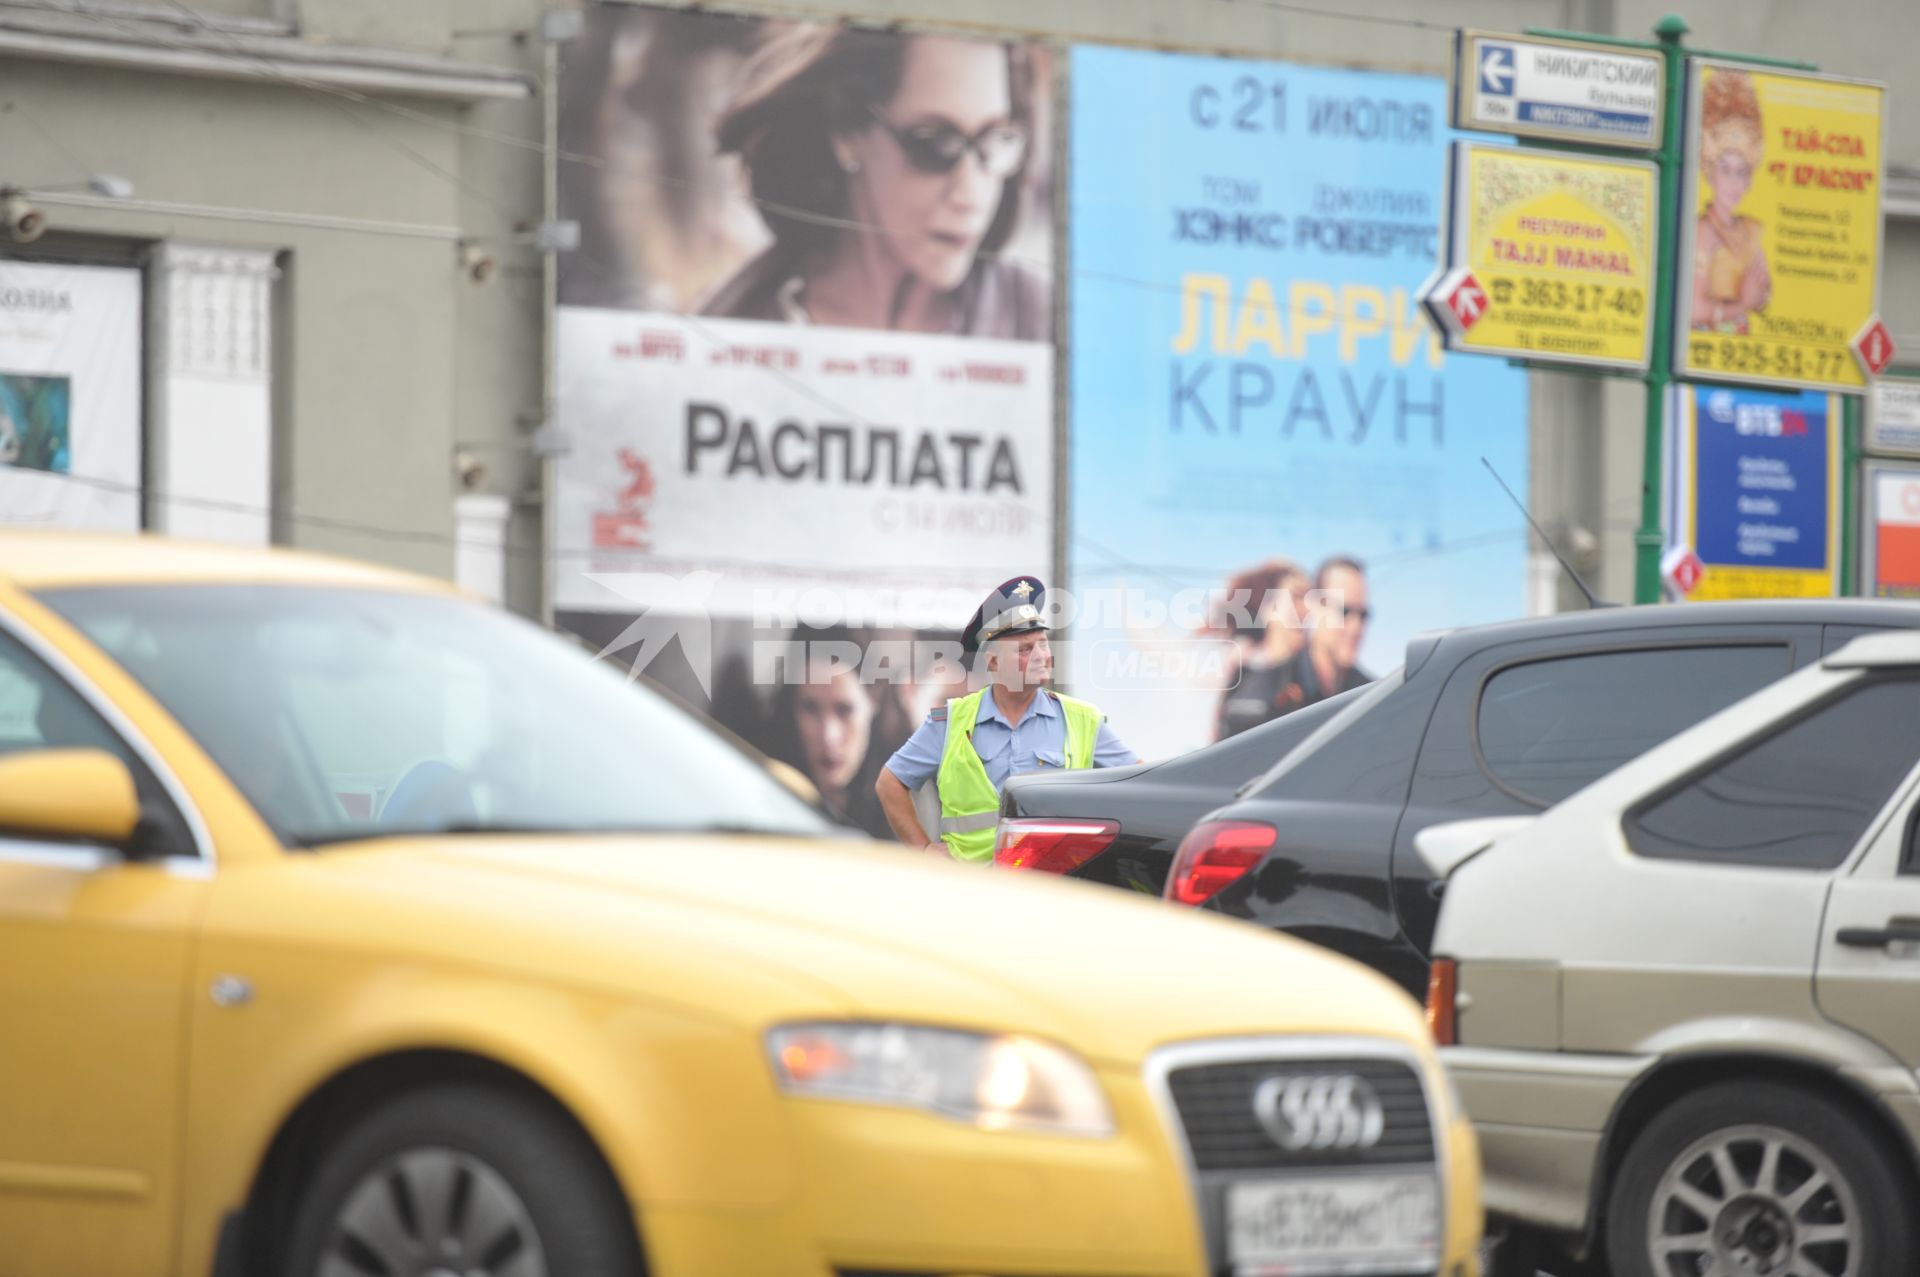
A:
1692;68;1773;335
703;27;1048;339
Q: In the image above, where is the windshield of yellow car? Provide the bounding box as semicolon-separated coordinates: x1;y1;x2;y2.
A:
37;585;839;846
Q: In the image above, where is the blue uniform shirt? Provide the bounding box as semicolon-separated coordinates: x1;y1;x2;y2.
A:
882;688;1137;793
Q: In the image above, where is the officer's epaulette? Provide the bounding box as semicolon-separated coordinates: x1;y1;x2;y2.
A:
930;706;948;722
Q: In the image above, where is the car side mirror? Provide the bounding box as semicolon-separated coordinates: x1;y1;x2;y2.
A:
0;749;142;849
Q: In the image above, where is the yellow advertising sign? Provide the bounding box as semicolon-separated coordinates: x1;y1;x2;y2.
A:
1433;142;1658;370
1677;61;1886;392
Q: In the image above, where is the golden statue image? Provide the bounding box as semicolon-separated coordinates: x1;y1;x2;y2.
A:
1691;68;1772;334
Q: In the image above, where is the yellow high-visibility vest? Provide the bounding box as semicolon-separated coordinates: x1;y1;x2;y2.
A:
935;689;1101;862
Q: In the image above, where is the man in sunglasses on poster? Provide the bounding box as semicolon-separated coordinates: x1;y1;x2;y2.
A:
1223;554;1374;734
1295;555;1375;706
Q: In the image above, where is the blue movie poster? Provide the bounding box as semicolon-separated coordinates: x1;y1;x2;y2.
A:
1068;46;1531;757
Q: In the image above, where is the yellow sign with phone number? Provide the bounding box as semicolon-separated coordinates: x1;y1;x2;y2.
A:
1677;61;1886;392
1442;142;1658;371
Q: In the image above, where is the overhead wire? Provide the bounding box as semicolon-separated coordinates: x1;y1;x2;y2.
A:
1204;0;1456;35
33;0;529;236
33;0;1460;329
10;465;1534;582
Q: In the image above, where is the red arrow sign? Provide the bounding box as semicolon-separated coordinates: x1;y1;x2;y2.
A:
1444;272;1488;332
1855;316;1897;377
1661;545;1705;598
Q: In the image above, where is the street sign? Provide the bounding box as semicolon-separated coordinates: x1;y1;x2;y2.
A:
1661;544;1705;596
1426;141;1659;371
1453;30;1664;150
1675;60;1887;394
1853;316;1896;377
1863;461;1920;598
1428;269;1488;333
1867;376;1920;458
1668;384;1842;600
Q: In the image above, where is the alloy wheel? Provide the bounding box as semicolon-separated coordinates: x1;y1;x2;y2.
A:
319;1146;547;1277
1645;1122;1859;1277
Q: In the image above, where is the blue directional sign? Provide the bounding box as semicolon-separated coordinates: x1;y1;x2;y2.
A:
1454;30;1663;150
1478;44;1515;96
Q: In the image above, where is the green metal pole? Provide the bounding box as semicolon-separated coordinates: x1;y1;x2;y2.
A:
1635;14;1693;604
1841;394;1862;595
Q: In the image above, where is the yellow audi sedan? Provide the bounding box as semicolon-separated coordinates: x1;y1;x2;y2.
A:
0;531;1479;1277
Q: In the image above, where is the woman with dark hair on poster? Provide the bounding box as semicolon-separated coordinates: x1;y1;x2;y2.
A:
761;625;893;838
702;27;1048;339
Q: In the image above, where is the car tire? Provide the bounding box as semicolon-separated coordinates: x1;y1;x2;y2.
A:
282;1082;644;1277
1605;1079;1915;1277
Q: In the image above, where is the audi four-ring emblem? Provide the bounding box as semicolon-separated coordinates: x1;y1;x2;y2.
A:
1251;1074;1386;1151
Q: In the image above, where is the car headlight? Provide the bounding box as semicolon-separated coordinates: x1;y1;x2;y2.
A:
767;1022;1114;1137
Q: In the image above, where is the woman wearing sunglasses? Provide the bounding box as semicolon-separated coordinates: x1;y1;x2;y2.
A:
700;27;1047;340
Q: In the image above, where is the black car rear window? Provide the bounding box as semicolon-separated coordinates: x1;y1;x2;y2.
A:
1475;644;1791;806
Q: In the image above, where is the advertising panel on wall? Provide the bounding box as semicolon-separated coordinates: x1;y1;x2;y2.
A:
553;6;1055;835
1069;46;1530;759
0;259;142;531
1665;383;1841;600
1863;460;1920;598
1867;375;1920;458
1674;61;1886;393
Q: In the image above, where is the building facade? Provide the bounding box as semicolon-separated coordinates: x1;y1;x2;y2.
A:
2;0;1915;620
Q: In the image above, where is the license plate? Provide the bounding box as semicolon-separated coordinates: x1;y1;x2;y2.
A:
1225;1172;1440;1276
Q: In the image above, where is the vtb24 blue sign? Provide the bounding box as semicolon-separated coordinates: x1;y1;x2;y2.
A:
1672;385;1841;600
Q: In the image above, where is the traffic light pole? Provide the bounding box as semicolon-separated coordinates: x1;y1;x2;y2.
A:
1634;16;1692;604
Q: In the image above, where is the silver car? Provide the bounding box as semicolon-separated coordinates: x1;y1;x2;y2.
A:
1421;630;1920;1277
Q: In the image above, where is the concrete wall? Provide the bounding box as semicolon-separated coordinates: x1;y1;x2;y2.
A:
446;0;554;615
0;47;470;579
300;0;453;52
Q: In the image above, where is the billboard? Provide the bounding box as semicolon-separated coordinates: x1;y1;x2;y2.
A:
1867;376;1920;458
1428;142;1658;371
553;7;1055;834
1675;61;1886;393
0;260;142;530
1069;46;1530;758
1864;461;1920;598
1667;384;1841;600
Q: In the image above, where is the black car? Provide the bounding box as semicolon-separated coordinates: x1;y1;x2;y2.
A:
990;686;1364;889
1001;600;1920;997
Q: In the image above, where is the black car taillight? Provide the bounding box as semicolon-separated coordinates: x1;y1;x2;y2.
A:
1164;820;1275;907
993;818;1120;873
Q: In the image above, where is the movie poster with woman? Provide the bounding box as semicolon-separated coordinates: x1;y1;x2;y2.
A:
553;8;1054;837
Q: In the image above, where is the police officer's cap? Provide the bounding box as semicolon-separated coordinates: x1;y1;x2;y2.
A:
962;575;1049;655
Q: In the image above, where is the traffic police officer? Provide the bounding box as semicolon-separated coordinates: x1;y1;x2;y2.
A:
875;575;1138;861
